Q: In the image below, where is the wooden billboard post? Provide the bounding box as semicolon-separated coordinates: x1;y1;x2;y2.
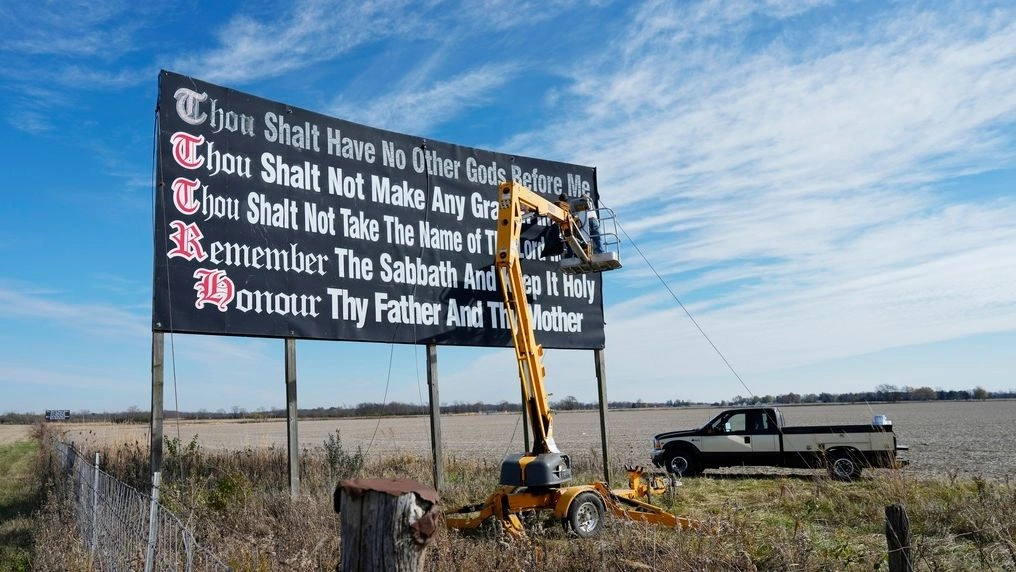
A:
285;338;300;497
150;332;164;477
426;344;443;491
594;348;611;483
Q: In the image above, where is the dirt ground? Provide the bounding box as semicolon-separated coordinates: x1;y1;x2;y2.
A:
6;400;1014;479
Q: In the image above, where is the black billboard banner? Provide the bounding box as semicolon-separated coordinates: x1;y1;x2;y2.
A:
45;410;71;421
154;70;605;349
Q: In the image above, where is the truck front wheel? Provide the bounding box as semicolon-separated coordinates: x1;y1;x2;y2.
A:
828;451;863;481
665;450;701;476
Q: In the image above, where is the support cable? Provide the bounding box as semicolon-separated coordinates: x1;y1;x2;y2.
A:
604;201;756;400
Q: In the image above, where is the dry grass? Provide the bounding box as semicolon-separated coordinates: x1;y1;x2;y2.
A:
26;425;1016;571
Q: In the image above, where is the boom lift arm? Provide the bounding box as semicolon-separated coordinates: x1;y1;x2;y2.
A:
446;181;695;538
493;181;612;458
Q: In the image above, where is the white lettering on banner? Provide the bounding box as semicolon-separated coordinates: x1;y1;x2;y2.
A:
326;288;369;328
208;98;255;136
370;175;426;209
511;164;562;195
484;301;584;332
465;157;507;185
338;209;380;241
198;185;240;221
567;172;591;195
418;221;462;252
326;128;376;163
430;186;466;221
380;140;407;169
204;140;252;178
523;273;542;298
462;263;496;291
174;88;208;125
304;202;336;235
327;167;366;199
374;293;441;326
263;111;320;152
545;271;559;296
411;146;461;178
446;299;483;327
469;192;498;220
379;254;457;287
383;215;415;246
174;90;255;137
235;289;322;317
208;242;328;276
562;274;597;304
247;193;299;230
333;248;374;280
260;153;321;192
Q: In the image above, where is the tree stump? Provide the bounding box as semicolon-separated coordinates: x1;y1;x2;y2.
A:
334;478;440;572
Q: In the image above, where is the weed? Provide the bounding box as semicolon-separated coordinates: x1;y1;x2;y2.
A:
320;430;365;480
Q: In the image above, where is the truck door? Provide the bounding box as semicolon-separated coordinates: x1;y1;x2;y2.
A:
748;409;781;464
699;411;753;466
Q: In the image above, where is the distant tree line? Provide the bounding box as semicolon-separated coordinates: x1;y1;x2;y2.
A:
723;385;1006;406
2;386;1010;424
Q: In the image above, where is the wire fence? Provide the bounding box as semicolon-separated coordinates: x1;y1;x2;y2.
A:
54;441;232;572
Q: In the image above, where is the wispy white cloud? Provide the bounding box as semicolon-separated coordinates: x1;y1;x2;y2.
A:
327;63;518;133
0;1;141;59
498;2;1016;397
171;0;424;84
0;286;150;339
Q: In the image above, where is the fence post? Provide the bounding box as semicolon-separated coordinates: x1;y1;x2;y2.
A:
334;479;440;572
885;503;913;572
91;453;100;553
145;472;162;572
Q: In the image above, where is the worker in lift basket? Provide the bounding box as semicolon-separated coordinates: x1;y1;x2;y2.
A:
555;193;577;260
578;192;604;254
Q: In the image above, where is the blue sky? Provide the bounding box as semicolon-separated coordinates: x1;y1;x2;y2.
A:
1;1;1014;414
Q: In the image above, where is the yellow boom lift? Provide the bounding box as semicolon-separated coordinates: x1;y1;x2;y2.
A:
445;181;695;538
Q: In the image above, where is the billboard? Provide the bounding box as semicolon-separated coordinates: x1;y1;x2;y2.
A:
45;409;71;421
154;70;605;349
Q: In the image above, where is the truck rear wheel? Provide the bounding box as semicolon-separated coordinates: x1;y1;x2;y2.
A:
567;492;605;538
828;451;863;481
665;450;701;476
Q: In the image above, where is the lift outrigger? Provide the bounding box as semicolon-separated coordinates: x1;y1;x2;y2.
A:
445;181;696;538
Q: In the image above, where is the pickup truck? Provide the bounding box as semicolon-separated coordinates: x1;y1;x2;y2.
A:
650;407;907;480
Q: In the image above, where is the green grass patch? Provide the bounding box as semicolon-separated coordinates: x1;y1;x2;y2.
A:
0;439;42;572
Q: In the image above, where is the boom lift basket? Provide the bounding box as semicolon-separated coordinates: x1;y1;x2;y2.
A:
560;206;622;274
